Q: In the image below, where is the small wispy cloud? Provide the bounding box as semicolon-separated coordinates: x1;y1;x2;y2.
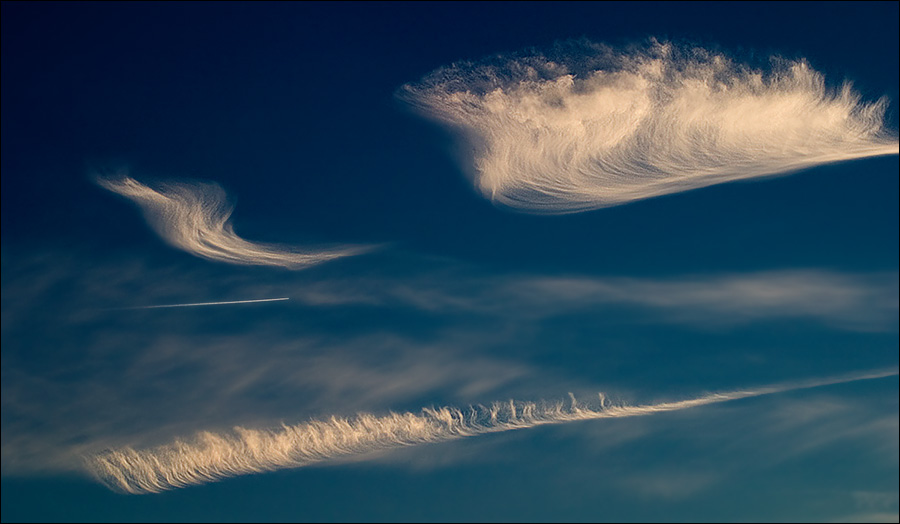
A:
400;39;898;213
96;175;372;269
86;369;897;494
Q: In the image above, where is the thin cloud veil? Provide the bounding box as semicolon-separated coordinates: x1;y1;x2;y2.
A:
400;40;899;213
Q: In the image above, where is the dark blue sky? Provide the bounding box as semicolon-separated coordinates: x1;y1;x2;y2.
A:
2;2;897;522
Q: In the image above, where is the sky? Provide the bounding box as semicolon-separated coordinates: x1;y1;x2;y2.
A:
1;1;898;522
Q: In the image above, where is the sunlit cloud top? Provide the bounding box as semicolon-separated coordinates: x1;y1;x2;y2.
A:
97;175;372;269
87;369;897;494
400;40;899;213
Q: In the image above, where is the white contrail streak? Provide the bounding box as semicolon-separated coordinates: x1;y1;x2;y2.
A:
86;368;898;494
118;297;290;310
399;40;899;213
97;175;373;269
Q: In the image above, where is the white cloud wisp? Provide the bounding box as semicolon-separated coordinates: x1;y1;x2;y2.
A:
97;175;371;269
400;40;899;213
87;368;898;494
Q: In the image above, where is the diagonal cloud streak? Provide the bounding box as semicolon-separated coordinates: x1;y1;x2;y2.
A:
97;175;373;269
400;40;899;213
87;368;898;494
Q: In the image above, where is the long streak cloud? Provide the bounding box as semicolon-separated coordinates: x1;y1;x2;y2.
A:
97;176;371;269
400;40;899;212
87;368;898;494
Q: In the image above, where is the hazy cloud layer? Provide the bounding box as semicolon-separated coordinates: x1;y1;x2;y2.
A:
0;251;538;476
2;251;896;479
7;249;894;332
506;271;899;330
267;268;899;331
400;40;899;213
97;175;371;269
1;327;534;477
87;369;897;494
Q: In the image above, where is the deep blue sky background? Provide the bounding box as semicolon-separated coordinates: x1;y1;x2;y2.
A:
1;2;897;522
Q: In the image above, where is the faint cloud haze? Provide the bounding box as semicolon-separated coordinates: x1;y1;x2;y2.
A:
2;252;895;481
507;270;900;330
268;268;899;332
400;40;899;212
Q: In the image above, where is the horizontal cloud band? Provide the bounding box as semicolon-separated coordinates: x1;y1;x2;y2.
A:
87;368;898;494
97;175;372;269
400;40;899;212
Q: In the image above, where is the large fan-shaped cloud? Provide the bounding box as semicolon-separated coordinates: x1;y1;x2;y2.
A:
400;40;899;213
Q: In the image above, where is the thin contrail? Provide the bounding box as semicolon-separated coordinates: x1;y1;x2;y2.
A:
119;297;290;310
87;368;898;494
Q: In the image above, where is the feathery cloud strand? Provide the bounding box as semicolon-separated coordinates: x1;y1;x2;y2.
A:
98;176;371;269
87;368;898;494
400;40;899;213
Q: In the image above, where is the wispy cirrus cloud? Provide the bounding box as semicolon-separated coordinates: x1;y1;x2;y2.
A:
86;369;897;494
505;270;899;330
96;175;373;269
4;248;894;332
0;250;539;476
400;39;898;213
2;251;895;481
275;268;899;331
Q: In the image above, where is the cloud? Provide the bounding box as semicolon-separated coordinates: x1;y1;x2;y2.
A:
96;175;372;269
400;39;899;213
506;270;899;330
1;327;534;477
272;267;898;331
832;493;900;523
86;369;897;494
9;248;892;332
621;471;720;500
0;250;539;476
830;513;900;523
2;250;895;480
